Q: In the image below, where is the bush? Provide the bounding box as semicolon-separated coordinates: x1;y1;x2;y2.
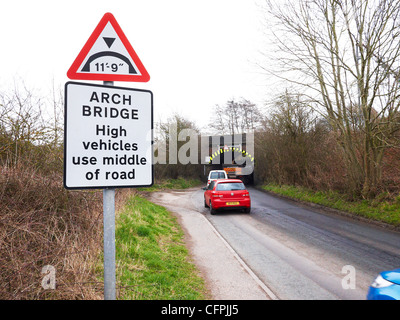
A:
0;165;103;299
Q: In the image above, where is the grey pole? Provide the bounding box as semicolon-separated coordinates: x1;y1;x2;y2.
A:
103;80;116;300
103;188;116;299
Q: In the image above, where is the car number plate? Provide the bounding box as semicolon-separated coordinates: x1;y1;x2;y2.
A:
226;202;239;205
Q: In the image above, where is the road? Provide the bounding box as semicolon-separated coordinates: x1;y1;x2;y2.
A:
149;186;400;300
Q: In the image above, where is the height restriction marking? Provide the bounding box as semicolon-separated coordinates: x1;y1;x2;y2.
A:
67;13;150;82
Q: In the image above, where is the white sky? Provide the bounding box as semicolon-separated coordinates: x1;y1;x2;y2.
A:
0;0;274;131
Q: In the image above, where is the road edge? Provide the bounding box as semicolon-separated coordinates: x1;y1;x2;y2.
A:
200;214;279;300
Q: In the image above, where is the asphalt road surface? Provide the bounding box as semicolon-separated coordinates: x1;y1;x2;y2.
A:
149;186;400;300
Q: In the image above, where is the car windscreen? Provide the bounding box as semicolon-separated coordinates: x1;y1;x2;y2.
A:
216;182;245;191
210;172;226;179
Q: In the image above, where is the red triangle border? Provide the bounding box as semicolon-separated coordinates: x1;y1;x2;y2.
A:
67;13;150;82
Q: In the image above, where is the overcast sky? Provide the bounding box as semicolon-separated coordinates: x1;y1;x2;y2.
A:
0;0;274;131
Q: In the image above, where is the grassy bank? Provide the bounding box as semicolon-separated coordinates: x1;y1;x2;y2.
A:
115;194;207;299
262;184;400;227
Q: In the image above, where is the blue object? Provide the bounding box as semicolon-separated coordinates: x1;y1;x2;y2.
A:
367;268;400;300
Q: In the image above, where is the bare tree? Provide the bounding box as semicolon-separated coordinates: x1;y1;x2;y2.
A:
157;114;201;179
209;98;263;135
0;83;46;166
48;80;64;147
264;0;400;197
0;80;65;173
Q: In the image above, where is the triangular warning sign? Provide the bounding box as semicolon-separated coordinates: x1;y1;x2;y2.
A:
67;13;150;82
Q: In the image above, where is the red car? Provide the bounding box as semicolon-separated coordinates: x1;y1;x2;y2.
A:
203;179;251;214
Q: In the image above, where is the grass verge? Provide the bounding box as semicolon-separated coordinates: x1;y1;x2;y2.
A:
138;177;202;192
261;184;400;227
115;194;207;299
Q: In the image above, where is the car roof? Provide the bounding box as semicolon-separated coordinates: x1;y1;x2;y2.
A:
214;179;243;183
209;170;226;172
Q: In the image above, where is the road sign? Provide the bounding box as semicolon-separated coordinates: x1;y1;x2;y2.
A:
64;81;153;189
67;13;150;82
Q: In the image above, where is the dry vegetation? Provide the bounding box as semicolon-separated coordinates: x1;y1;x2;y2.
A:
0;84;106;299
0;164;104;299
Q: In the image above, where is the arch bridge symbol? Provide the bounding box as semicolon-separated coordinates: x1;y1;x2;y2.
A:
81;51;137;74
81;37;137;74
67;12;150;82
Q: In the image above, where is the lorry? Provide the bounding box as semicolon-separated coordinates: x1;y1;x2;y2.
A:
205;134;254;185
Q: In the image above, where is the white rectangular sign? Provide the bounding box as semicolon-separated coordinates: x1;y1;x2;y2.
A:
64;81;153;189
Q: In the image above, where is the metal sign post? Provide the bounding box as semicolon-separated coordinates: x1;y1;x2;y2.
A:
103;81;116;300
103;187;116;299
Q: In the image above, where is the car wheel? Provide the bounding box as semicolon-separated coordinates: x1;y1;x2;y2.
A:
244;207;251;214
204;197;208;208
210;202;216;215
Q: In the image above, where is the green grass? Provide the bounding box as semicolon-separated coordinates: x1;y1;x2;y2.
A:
262;184;400;227
115;194;207;300
138;177;202;192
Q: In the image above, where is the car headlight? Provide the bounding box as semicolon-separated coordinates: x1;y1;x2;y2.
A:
371;275;394;288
